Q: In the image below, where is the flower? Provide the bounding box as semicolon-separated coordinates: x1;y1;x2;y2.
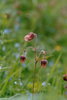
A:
63;74;67;81
20;55;26;63
24;32;35;42
41;59;47;68
55;45;61;51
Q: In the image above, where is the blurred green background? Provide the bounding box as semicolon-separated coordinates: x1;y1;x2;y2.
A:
0;0;67;99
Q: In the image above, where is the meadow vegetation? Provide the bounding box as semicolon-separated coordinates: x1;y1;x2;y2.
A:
0;0;67;99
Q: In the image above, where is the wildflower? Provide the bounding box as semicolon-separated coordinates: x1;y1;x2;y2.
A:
24;32;35;42
55;45;61;51
63;74;67;81
20;55;26;63
42;82;46;86
4;29;10;34
41;59;47;68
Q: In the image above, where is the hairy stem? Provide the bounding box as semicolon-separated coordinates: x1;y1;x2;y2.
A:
24;47;34;52
32;34;37;99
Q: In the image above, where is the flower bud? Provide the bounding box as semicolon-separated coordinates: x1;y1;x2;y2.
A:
24;32;35;42
20;55;26;63
41;59;47;68
63;74;67;81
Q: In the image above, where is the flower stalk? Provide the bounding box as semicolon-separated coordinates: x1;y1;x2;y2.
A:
20;32;48;100
32;34;37;94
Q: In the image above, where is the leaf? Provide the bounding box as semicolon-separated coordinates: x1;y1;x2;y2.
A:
3;39;15;43
2;50;12;60
46;52;62;85
38;55;53;61
0;61;19;96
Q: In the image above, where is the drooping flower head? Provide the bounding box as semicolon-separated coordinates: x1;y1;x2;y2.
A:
63;74;67;81
24;32;35;42
41;59;47;68
20;55;26;63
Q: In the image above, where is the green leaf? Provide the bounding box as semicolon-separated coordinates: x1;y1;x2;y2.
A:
46;52;62;85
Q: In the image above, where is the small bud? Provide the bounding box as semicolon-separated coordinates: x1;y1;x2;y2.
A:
41;59;47;68
20;55;26;63
24;32;35;42
42;51;48;55
63;74;67;81
24;49;26;52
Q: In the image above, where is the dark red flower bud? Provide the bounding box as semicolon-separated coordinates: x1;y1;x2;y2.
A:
63;74;67;81
41;59;47;68
24;32;35;42
24;49;26;52
20;55;26;63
